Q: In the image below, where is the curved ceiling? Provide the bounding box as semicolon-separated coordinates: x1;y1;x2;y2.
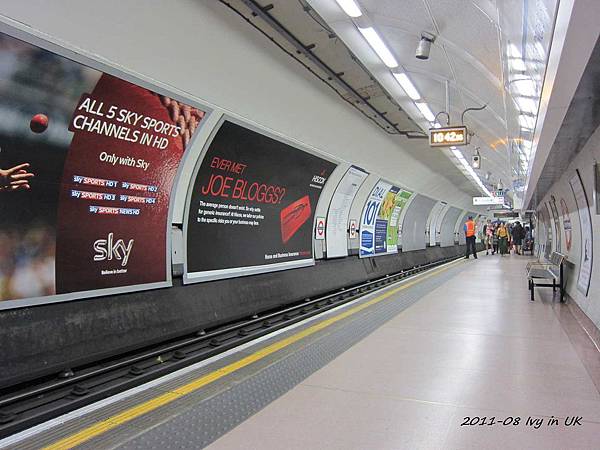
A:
247;0;558;203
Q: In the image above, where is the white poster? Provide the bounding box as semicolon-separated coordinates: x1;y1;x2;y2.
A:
544;202;553;259
359;180;391;258
325;166;368;258
570;170;593;296
549;195;562;252
427;202;447;246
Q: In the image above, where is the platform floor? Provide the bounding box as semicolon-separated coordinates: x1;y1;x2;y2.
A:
4;254;600;449
208;254;600;450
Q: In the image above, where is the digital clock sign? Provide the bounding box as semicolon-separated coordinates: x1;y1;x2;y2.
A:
429;126;468;147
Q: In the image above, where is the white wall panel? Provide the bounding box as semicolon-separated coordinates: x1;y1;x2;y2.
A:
400;195;437;252
440;207;463;247
0;0;475;220
536;124;600;330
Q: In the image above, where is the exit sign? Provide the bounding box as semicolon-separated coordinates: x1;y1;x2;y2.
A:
429;126;468;147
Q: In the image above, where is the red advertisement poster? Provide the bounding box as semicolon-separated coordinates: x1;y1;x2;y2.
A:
185;121;336;282
0;30;205;304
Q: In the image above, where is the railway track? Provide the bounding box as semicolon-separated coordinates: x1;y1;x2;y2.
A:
0;255;460;438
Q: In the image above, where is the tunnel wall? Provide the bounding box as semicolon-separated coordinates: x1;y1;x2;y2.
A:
0;245;474;388
426;201;445;246
0;2;489;388
400;194;436;251
440;207;463;247
0;1;476;210
536;124;600;332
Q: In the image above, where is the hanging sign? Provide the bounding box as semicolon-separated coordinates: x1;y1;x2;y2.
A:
429;126;468;147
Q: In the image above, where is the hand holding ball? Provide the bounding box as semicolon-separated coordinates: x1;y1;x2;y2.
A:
30;114;49;133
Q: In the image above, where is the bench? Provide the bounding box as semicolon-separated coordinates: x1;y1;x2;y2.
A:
527;251;566;302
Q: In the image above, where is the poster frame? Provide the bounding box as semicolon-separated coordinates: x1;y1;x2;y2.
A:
0;19;214;310
324;165;369;258
358;179;392;258
549;195;562;252
182;114;338;284
569;169;594;296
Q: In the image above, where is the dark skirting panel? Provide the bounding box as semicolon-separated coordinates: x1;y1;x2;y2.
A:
0;244;478;388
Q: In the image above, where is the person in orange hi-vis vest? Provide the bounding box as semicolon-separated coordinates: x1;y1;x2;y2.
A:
464;216;477;259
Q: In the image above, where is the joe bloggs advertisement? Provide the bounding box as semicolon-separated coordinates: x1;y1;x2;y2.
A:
185;121;336;282
0;30;205;304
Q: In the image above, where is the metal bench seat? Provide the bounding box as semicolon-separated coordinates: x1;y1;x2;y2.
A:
527;252;566;302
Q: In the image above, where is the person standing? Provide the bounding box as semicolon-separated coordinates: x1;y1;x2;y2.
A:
492;221;499;254
464;216;477;259
497;222;509;256
512;221;524;255
484;220;494;255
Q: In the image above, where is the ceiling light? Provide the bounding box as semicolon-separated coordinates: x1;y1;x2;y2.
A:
392;72;421;100
509;58;526;72
415;102;435;122
507;43;522;59
521;140;533;158
334;0;362;18
534;41;546;58
431;122;442;129
358;26;398;68
516;97;538;114
511;79;537;97
519;114;535;129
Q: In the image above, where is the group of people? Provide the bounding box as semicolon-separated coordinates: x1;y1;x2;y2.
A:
483;220;530;256
463;216;532;259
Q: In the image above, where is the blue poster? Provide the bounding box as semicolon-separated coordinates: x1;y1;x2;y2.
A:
374;219;388;253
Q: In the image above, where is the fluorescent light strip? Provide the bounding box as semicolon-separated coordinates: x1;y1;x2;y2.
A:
519;114;535;129
393;72;421;100
511;78;537;97
516;97;537;114
415;102;435;122
451;147;491;196
335;0;362;17
509;58;526;72
358;26;398;68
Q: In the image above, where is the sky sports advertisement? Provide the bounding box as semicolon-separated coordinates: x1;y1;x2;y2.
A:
0;30;205;305
185;121;337;282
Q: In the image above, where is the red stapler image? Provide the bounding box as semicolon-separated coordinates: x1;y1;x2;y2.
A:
280;195;312;244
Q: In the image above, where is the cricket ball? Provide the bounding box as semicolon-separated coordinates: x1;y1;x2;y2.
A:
30;114;49;133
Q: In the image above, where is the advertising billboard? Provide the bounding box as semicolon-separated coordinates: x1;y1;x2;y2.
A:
375;186;400;254
544;202;553;259
184;120;336;282
386;189;412;253
560;198;572;252
570;170;593;296
359;180;391;257
325;166;368;258
0;28;206;307
549;195;561;253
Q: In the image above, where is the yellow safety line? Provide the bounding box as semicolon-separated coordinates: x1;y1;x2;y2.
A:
43;259;463;449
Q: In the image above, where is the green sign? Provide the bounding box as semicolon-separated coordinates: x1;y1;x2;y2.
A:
386;189;413;252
